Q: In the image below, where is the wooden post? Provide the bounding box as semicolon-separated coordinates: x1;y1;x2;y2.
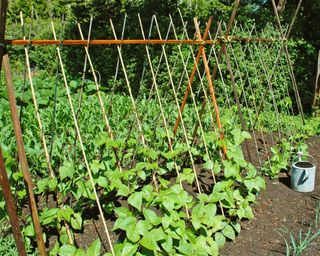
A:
0;0;47;255
172;16;213;138
0;148;27;256
193;18;227;156
2;49;47;256
271;0;305;124
217;26;252;162
313;50;320;106
192;0;240;143
0;0;8;68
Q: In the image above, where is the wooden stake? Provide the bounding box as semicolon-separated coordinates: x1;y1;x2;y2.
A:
2;50;48;256
172;16;213;138
313;50;320;106
1;2;46;254
193;18;227;156
0;37;277;46
1;50;47;256
192;0;240;145
0;148;27;256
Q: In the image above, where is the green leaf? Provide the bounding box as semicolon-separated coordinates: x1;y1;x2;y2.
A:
142;184;154;201
50;241;60;255
158;177;170;188
97;176;109;189
24;224;35;237
94;131;109;146
60;206;74;222
136;220;150;236
87;239;101;256
256;176;266;190
113;216;136;231
37;178;49;193
214;232;226;248
114;207;132;218
90;160;100;174
231;222;241;233
213;161;221;175
233;189;244;202
222;224;235;240
203;160;213;170
244;176;265;192
177;240;193;255
198;194;209;202
231;129;251;145
41;208;58;225
59;161;75;180
244;206;254;219
121;242;138;256
241;131;251;140
140;235;158;251
231;129;242;145
166;161;175;171
224;161;239;178
128;192;143;211
161;215;171;230
162;151;176;160
162;196;174;212
126;224;140;243
208;240;219;256
60;233;70;244
236;207;245;219
143;209;160;226
74;248;86;256
71;213;82;230
137;170;146;181
149;228;166;241
161;236;173;253
116;184;130;197
59;244;77;256
146;148;158;160
48;178;58;190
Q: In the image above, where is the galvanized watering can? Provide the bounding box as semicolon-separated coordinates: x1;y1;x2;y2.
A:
291;153;316;193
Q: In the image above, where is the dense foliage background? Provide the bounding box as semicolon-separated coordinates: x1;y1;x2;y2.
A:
1;1;319;255
4;0;320;111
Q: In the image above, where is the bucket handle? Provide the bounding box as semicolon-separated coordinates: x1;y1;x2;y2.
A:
292;153;316;164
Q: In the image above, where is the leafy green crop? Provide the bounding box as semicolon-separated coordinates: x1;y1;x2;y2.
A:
0;57;318;255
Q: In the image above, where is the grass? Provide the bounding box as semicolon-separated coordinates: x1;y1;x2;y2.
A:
278;200;320;256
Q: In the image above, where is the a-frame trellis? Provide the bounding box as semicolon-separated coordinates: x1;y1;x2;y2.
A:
0;0;305;255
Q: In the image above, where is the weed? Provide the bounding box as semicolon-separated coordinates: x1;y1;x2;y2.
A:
278;201;320;256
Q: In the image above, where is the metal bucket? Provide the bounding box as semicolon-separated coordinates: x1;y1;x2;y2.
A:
291;154;316;192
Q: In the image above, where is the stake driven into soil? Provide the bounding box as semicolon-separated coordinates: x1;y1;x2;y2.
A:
0;147;27;256
0;0;47;255
1;49;48;256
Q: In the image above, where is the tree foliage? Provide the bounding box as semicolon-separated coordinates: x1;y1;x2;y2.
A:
5;0;319;108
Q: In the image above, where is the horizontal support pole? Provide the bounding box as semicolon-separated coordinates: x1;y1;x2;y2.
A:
1;37;282;46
